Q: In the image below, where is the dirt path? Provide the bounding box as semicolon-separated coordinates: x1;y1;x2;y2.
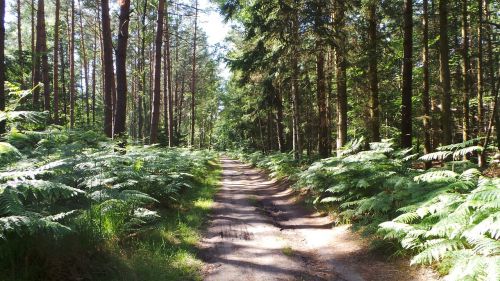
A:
199;158;439;281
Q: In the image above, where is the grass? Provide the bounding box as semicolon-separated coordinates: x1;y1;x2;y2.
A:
92;160;222;281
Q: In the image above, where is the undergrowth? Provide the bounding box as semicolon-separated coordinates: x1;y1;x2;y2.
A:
0;126;220;281
232;139;499;281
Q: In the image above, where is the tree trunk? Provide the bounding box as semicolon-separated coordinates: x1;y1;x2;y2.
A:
422;0;432;168
317;50;329;158
114;0;131;137
0;0;5;134
439;0;452;144
477;0;484;134
60;41;67;121
16;0;23;87
101;0;115;137
461;0;471;142
291;12;302;160
150;0;165;143
165;10;174;147
367;3;380;142
335;0;347;153
69;0;75;128
401;0;413;148
79;0;90;125
53;0;60;123
190;0;198;147
275;88;286;153
137;0;147;140
31;0;35;87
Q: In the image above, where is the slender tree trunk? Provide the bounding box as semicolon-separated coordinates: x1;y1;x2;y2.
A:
165;10;174;147
114;0;131;137
79;1;90;125
401;0;413;148
275;88;286;153
138;0;147;140
31;0;35;87
190;0;198;147
439;0;452;144
16;0;23;87
69;0;76;128
53;0;60;123
335;0;347;153
33;0;47;110
92;20;97;126
150;0;165;143
422;0;432;167
477;0;484;133
60;41;67;121
317;50;329;158
367;3;380;142
0;0;5;134
101;0;115;137
461;0;471;142
291;12;302;160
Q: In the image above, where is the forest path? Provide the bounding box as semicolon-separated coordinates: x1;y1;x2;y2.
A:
199;158;438;281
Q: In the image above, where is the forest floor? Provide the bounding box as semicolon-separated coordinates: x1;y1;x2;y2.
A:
199;158;440;281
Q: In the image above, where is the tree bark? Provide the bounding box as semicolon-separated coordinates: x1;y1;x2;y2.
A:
317;50;329;158
114;0;131;137
291;11;302;160
477;0;484;134
101;0;115;137
0;0;5;134
53;0;60;123
335;0;347;153
78;0;90;125
367;3;380;142
275;88;286;153
150;0;165;143
165;10;174;147
461;0;471;142
401;0;413;148
69;0;76;128
422;0;432;167
190;0;198;147
16;0;23;87
439;0;452;144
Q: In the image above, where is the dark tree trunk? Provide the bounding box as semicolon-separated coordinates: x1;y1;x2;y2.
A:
422;0;432;168
53;0;60;123
16;0;23;87
78;0;90;125
150;0;165;143
439;0;452;144
69;0;76;127
275;89;286;153
477;0;484;134
31;0;35;87
401;0;413;148
190;0;198;147
291;12;302;160
367;3;380;142
0;0;5;134
101;0;115;137
317;50;329;158
114;0;131;137
461;0;471;142
335;0;347;153
138;0;147;140
165;10;174;147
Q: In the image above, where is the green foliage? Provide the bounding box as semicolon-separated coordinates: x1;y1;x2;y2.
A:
0;127;219;280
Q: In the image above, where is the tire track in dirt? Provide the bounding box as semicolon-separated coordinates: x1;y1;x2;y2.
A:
199;158;439;281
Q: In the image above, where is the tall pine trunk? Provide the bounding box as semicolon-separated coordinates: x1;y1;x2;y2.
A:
190;0;198;147
69;0;76;127
422;0;432;168
317;50;329;158
150;0;165;143
101;0;115;137
367;3;380;142
439;0;452;144
114;0;131;137
78;0;90;125
291;11;302;160
401;0;413;148
335;0;347;153
165;10;174;147
16;0;23;87
461;0;471;142
476;0;484;133
53;0;60;123
0;0;5;134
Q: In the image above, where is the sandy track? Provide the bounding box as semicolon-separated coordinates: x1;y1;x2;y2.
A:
199;158;438;281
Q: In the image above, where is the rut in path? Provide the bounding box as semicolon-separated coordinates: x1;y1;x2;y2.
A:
199;158;438;281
